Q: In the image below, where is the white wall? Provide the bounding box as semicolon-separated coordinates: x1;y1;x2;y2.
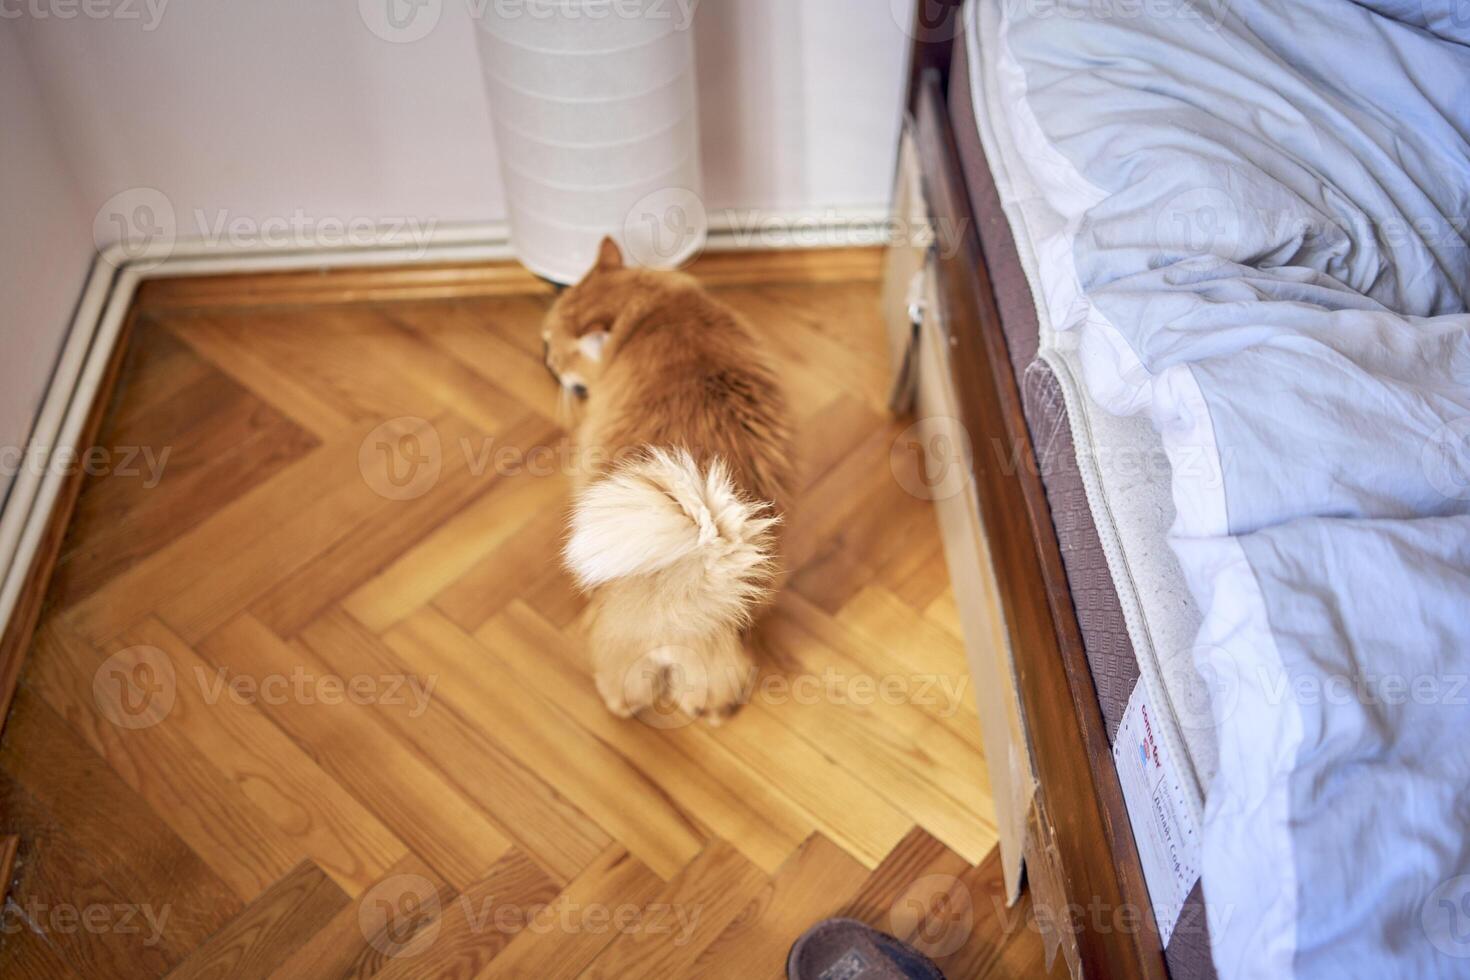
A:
15;0;915;235
2;0;916;478
0;23;93;503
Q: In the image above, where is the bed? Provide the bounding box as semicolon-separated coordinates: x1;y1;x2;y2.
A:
894;1;1470;977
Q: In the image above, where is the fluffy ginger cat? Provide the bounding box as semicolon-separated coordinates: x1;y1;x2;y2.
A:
543;237;793;724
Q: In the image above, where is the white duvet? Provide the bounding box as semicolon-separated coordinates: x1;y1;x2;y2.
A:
967;0;1470;974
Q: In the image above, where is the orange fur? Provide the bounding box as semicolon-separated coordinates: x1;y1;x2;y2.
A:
546;238;794;723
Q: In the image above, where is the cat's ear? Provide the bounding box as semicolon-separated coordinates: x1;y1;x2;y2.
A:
594;235;624;272
578;328;611;362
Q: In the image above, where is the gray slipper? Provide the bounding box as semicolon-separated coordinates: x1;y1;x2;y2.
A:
787;918;947;980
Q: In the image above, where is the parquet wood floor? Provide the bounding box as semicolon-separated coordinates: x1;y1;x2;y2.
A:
0;249;1049;979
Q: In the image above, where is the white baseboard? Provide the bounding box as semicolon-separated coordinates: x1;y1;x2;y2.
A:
0;207;891;639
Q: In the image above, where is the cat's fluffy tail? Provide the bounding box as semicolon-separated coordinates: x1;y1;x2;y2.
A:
563;448;779;721
564;448;779;623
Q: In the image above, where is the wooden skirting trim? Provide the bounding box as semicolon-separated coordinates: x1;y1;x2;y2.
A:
134;248;886;314
0;310;139;739
135;261;553;312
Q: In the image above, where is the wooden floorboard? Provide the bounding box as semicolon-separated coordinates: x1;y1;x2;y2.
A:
0;250;1048;978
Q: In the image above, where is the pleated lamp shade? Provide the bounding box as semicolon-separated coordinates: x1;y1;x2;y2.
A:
475;1;706;284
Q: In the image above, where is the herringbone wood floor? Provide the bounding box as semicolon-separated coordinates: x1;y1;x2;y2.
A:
0;248;1048;978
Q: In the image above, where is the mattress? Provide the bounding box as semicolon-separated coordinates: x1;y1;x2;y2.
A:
948;22;1217;980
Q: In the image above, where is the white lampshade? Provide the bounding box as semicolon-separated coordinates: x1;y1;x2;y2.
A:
475;0;706;284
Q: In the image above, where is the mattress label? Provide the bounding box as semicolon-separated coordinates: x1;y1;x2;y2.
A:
1113;683;1202;946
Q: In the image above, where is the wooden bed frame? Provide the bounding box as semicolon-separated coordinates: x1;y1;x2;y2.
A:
902;2;1169;977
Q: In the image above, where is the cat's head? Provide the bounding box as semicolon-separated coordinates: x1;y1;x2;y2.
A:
542;236;695;399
